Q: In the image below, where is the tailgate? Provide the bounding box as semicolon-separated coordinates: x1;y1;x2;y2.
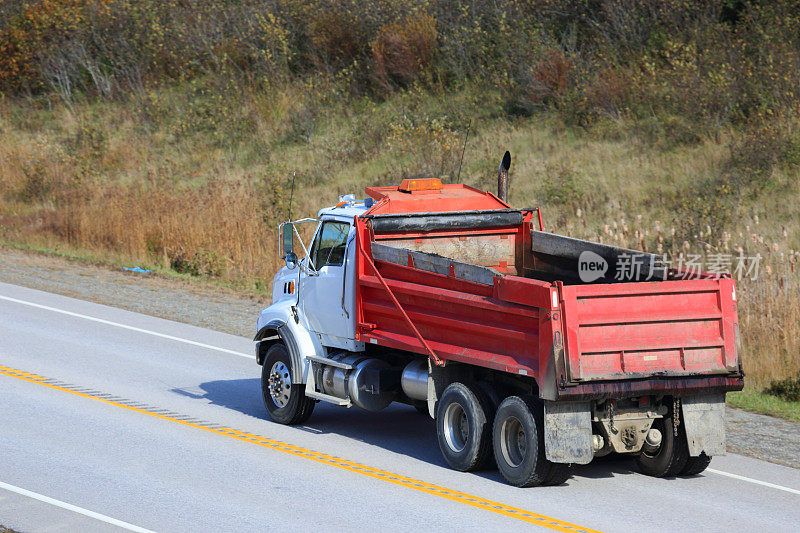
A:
559;278;739;382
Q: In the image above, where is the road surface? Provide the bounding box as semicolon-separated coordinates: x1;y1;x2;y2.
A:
1;281;799;532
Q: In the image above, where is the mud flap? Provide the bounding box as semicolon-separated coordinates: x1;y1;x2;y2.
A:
544;401;593;464
681;393;726;457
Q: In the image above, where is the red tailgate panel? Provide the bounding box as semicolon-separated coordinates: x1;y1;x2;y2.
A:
560;279;739;382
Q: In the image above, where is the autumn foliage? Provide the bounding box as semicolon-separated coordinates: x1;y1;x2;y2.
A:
0;0;797;129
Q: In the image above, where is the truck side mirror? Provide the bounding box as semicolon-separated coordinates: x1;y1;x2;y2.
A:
282;223;294;257
282;223;298;269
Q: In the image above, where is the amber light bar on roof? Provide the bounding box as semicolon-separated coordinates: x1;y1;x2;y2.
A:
398;178;442;193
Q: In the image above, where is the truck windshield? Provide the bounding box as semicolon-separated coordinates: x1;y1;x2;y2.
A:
310;221;350;269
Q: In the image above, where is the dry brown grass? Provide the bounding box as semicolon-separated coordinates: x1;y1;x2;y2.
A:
0;179;282;282
740;277;800;386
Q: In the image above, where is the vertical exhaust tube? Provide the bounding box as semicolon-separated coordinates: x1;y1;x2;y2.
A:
497;151;511;202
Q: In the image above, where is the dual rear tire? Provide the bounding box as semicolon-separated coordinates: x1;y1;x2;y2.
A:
635;411;713;477
492;396;571;487
435;382;494;472
435;383;570;486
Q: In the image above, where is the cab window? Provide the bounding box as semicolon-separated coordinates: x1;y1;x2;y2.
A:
309;221;350;269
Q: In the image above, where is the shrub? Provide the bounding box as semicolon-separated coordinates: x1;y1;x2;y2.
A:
371;13;437;90
585;67;635;118
308;10;365;69
542;165;586;206
763;372;800;402
11;137;81;204
189;249;227;277
680;119;794;235
386;114;461;179
781;136;800;169
723;122;788;193
532;49;572;104
1;0;799;142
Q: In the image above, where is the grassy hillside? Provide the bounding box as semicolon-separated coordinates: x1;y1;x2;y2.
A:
1;1;799;405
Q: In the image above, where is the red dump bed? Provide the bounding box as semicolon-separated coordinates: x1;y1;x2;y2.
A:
353;181;743;400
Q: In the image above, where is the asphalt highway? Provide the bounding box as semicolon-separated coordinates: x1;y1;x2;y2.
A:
1;281;799;532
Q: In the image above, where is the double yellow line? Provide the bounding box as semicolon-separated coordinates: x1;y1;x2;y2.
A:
0;364;600;532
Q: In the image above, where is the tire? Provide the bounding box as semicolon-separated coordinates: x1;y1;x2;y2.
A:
492;395;570;487
543;459;572;486
680;453;712;476
435;382;494;472
261;343;315;425
635;411;689;478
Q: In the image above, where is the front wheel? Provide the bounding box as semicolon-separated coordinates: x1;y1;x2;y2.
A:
261;343;315;425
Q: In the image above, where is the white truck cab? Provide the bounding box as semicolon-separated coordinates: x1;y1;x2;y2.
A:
255;195;372;397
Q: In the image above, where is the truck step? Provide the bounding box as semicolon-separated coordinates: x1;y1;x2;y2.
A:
305;354;354;370
305;390;352;407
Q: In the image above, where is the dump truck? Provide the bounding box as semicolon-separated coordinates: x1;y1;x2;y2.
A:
254;165;742;487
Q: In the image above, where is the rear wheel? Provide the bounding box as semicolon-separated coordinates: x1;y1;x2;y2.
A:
492;396;570;487
635;412;689;478
680;453;712;476
261;343;315;425
435;382;494;472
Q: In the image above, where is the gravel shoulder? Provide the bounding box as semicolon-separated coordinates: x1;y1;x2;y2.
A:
1;244;798;469
726;407;800;468
0;245;267;337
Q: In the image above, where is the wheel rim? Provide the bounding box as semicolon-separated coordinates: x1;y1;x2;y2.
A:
267;361;292;408
443;402;469;453
500;416;527;468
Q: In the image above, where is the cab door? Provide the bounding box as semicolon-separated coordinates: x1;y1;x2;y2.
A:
301;219;360;350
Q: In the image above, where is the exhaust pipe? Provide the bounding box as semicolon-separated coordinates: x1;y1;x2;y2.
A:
497;151;511;202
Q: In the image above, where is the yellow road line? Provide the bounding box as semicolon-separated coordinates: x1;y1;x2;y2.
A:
0;364;601;532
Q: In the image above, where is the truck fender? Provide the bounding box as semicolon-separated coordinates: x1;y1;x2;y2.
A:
425;361;474;418
255;301;325;384
681;393;726;456
543;400;593;465
254;319;286;363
